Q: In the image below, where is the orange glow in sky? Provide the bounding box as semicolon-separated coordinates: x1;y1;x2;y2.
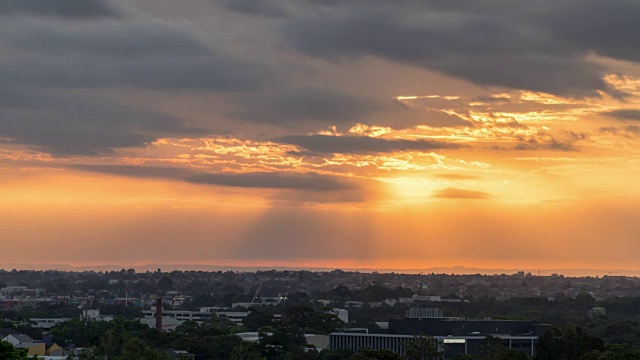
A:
2;1;640;275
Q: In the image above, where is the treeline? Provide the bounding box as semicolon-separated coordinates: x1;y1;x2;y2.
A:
45;306;351;360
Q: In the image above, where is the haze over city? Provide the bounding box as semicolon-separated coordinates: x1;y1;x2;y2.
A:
2;0;640;274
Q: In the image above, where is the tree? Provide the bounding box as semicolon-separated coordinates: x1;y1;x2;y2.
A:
536;327;604;360
158;276;173;292
120;336;171;360
348;348;403;360
477;336;532;360
257;324;307;359
244;307;275;331
0;341;35;360
451;355;483;360
284;306;344;335
229;342;263;360
403;335;443;360
319;349;354;360
330;285;352;299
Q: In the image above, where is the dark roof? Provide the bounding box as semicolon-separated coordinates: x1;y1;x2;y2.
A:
0;328;21;337
9;333;35;343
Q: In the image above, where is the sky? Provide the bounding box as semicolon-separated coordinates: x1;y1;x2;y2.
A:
1;0;640;273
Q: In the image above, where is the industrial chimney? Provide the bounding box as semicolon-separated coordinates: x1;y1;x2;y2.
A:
155;297;163;331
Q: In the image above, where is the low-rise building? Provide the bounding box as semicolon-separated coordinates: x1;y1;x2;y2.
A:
330;315;551;358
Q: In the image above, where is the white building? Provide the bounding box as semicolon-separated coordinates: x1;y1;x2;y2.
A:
81;309;114;322
398;295;462;303
140;307;253;331
332;308;349;323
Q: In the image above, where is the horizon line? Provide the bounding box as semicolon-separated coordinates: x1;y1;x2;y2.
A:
1;262;638;277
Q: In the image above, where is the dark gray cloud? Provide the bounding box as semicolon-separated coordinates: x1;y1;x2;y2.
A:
604;109;640;122
1;56;272;91
541;1;640;63
0;2;277;155
187;171;358;191
7;20;209;57
222;0;289;17
0;14;274;92
69;165;198;179
69;164;363;194
433;188;489;199
0;85;203;155
2;0;638;156
0;0;119;18
235;86;382;125
277;134;462;154
281;1;640;97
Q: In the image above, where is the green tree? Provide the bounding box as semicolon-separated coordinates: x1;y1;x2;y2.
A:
479;336;531;360
348;348;403;360
536;327;604;360
0;341;35;360
229;341;264;360
403;335;443;360
284;306;344;335
319;349;354;360
158;276;174;292
244;307;275;331
120;336;171;360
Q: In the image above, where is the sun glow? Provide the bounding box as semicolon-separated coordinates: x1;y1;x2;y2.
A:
380;176;438;203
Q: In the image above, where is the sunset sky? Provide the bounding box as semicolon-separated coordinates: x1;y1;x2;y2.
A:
2;1;640;273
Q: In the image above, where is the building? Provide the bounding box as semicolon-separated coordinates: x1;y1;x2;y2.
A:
398;295;462;303
387;318;549;338
237;332;329;351
232;296;286;309
81;309;114;322
588;307;606;320
406;307;444;319
332;308;349;323
140;307;256;331
330;332;542;358
1;329;66;358
329;313;551;358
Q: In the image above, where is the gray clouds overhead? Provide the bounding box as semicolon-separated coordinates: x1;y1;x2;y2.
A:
235;86;382;125
0;85;203;155
0;0;120;18
282;1;640;97
7;19;210;57
1;0;639;156
1;56;272;91
222;0;289;17
0;16;274;91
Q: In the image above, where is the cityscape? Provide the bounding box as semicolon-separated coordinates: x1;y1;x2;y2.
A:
2;269;640;359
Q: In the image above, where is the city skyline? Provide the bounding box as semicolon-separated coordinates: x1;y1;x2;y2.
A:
1;1;640;273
